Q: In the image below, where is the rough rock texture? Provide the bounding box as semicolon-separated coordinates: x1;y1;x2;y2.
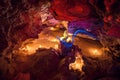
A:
50;0;99;21
0;0;120;80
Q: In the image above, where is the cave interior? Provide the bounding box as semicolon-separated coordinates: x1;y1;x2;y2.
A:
0;0;120;80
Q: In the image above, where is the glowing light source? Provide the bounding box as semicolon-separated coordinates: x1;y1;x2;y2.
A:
60;30;68;40
66;37;72;42
89;48;102;56
18;36;59;55
69;53;84;72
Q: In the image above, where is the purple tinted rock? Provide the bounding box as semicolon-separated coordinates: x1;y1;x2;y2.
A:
68;19;103;33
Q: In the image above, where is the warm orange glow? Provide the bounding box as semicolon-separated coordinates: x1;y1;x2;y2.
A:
68;33;73;36
66;37;72;42
19;33;60;55
49;27;57;31
69;52;84;72
54;44;59;49
52;38;59;42
89;48;102;56
59;30;72;42
18;19;69;55
61;21;68;29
